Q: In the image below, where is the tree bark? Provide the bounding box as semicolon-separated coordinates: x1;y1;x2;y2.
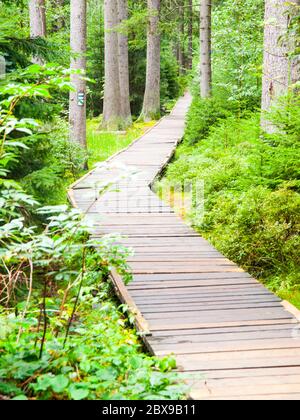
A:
141;0;161;121
261;0;300;132
178;0;185;74
102;0;122;130
117;0;132;126
29;0;47;37
69;0;87;149
200;0;212;98
187;0;193;70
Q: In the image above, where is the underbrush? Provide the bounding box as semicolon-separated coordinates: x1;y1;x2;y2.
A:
87;119;155;168
0;64;188;400
161;95;300;303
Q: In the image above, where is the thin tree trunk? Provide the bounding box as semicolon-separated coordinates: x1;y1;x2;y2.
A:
53;0;65;32
29;0;47;64
117;0;132;126
141;0;161;121
178;0;185;74
29;0;47;37
261;1;289;115
102;0;122;130
200;0;212;98
69;0;87;149
261;0;300;132
187;0;193;70
286;0;300;85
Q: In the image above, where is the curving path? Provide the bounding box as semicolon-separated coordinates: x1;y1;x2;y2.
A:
69;93;300;400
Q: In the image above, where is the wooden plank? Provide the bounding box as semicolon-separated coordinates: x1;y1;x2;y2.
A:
200;394;300;400
185;366;300;380
282;300;300;321
147;309;293;326
132;291;271;302
150;322;297;337
176;347;300;363
131;266;245;274
132;272;253;281
141;302;282;314
129;280;260;290
176;354;300;372
190;374;300;390
149;327;296;344
131;285;271;297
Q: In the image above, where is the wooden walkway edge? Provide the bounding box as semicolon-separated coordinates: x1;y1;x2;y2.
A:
69;93;300;400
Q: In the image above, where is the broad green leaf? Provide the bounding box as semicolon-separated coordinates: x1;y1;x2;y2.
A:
68;384;89;401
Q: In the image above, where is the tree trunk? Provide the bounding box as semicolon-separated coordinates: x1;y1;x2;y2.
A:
102;0;122;130
117;0;132;126
53;0;65;32
178;0;185;74
187;0;193;70
141;0;161;121
200;0;212;98
29;0;47;37
69;0;87;149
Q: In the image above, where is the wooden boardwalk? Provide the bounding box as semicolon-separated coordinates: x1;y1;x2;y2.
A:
69;94;300;400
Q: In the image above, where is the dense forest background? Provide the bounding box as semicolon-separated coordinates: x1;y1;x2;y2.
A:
0;0;299;400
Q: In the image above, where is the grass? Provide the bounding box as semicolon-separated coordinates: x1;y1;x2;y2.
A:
87;118;156;168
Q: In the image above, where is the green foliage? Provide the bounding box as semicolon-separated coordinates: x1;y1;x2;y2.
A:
0;198;186;400
0;289;187;400
0;64;87;203
86;0;104;117
160;46;184;111
0;6;63;71
15;122;86;204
